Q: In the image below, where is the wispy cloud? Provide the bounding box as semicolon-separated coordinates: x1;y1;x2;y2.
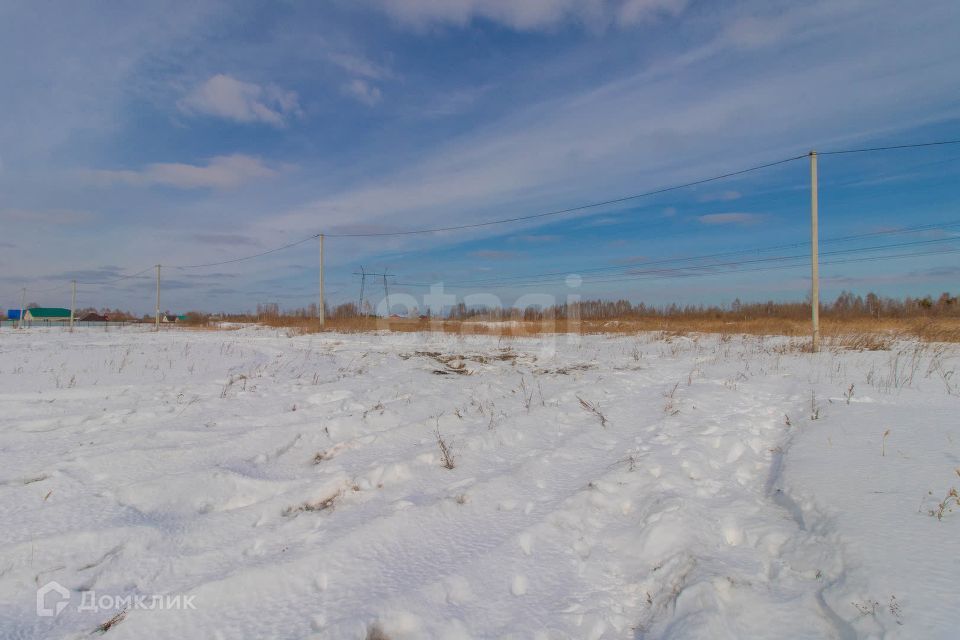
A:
613;255;649;265
342;78;383;106
41;265;131;282
87;154;280;190
698;190;741;202
193;233;261;246
205;287;242;296
913;265;960;277
508;234;562;244
327;52;393;106
419;84;495;117
371;0;688;31
697;212;764;226
328;52;393;80
469;249;522;260
579;217;624;228
3;1;958;311
178;74;301;126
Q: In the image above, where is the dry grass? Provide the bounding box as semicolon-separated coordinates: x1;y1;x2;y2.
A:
435;425;457;469
283;489;342;517
366;623;391;640
577;396;608;427
94;609;127;634
927;469;960;521
930;487;960;521
251;315;960;343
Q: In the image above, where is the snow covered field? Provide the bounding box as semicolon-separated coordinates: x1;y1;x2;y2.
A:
1;327;958;639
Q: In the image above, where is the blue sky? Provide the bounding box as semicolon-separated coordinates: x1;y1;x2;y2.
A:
1;0;959;315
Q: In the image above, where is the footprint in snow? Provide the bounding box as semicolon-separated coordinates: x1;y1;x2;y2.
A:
511;575;528;596
518;532;533;555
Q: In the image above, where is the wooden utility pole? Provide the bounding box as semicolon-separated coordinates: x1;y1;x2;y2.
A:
382;270;390;317
318;234;325;328
70;280;76;332
358;266;366;316
19;287;26;330
810;151;820;353
155;264;161;332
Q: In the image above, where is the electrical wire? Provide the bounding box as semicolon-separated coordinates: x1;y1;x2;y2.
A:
819;140;960;155
392;236;960;288
390;246;960;290
325;155;809;237
8;138;960;296
391;223;960;287
168;235;321;269
16;282;75;295
141;138;960;266
76;266;157;286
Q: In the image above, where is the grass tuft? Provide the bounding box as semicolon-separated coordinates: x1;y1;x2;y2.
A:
93;609;127;634
577;395;608;427
435;424;457;470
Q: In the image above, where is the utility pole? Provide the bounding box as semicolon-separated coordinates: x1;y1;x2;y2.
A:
70;280;76;333
810;151;820;353
382;270;391;317
318;234;325;328
155;264;161;332
358;266;366;316
19;287;26;330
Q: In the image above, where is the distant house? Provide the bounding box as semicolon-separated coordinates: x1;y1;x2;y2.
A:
24;308;71;322
161;314;179;323
80;312;108;322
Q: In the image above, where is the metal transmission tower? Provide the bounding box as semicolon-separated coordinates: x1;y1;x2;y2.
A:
353;267;395;317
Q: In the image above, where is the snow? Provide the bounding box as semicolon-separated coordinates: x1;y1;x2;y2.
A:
0;327;957;639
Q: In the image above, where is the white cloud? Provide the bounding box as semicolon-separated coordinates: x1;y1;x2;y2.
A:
328;52;393;80
178;74;301;126
616;0;688;25
88;154;279;189
698;190;742;202
370;0;687;31
342;79;383;106
268;1;959;241
697;213;764;226
420;84;495;117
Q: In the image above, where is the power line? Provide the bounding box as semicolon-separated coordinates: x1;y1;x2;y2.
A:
574;247;960;287
53;151;804;283
76;266;156;286
16;282;74;295
9;138;960;297
820;140;960;156
168;234;320;269
145;138;960;265
56;139;960;275
392;236;960;289
325;155;809;237
391;221;960;287
408;246;960;290
329;140;960;238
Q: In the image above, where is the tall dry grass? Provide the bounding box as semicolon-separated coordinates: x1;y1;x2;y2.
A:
251;314;960;343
